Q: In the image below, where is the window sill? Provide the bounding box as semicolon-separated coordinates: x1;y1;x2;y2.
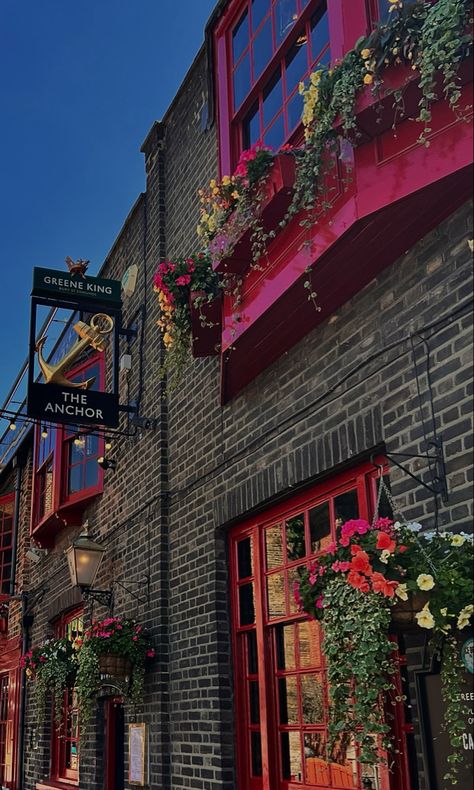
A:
32;490;102;548
36;780;79;790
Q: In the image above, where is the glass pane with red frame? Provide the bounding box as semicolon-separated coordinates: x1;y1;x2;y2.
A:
252;0;270;31
237;535;253;579
288;89;304;131
234;54;251;110
304;732;330;785
251;731;263;776
267;571;285;617
298;620;322;668
233;9;250;62
275;0;298;46
265;524;283;568
67;433;100;495
281;730;303;781
239;582;256;625
285;37;308;96
301;673;324;723
279;676;299;724
276;623;296;670
310;4;330;64
334;489;359;534
309;500;331;553
253;16;273;79
0;498;13;595
263;68;283;127
263;112;285;150
286;513;305;561
243;101;261;148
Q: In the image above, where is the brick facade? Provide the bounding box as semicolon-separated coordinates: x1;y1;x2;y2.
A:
0;27;472;790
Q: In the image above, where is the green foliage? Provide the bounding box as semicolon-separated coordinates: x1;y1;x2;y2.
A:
21;638;78;729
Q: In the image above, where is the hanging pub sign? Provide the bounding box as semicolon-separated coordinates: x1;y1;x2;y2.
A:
27;259;122;429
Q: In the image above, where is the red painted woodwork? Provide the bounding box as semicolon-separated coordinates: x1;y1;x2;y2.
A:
211;153;296;274
229;460;412;790
31;355;104;548
0;637;21;790
211;0;473;402
190;291;222;357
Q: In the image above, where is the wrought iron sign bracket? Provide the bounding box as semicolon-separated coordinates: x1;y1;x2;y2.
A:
114;576;150;606
376;437;449;505
80;586;114;609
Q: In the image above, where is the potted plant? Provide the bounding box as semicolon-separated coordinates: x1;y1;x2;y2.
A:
295;517;474;782
75;616;155;725
21;637;79;728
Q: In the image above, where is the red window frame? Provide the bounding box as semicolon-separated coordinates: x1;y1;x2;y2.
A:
215;0;373;176
0;495;14;597
229;459;412;790
31;354;104;534
0;674;9;787
50;609;83;786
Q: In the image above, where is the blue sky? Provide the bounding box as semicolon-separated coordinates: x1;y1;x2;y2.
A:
0;0;216;408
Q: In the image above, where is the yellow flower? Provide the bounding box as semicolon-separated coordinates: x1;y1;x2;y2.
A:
395;583;409;602
212;187;219;196
457;604;474;630
26;668;32;678
415;603;435;629
416;574;435;591
231;190;239;199
298;81;305;95
380;549;391;564
310;71;322;87
209;179;217;189
163;332;173;347
440;607;448;617
363;73;374;85
221;175;231;186
389;0;399;3
361;48;371;59
451;534;466;547
196;225;203;235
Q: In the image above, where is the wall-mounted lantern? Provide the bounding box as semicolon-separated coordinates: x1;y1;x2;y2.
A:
66;529;113;608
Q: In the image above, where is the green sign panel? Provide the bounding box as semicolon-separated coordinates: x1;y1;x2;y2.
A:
32;267;122;307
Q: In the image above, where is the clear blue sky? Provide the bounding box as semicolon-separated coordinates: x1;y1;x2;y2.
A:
0;0;216;407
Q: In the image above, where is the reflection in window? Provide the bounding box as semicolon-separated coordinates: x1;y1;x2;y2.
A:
276;624;296;670
330;735;358;788
310;6;330;61
239;583;256;625
288;565;305;614
265;525;283;568
254;18;273;79
247;630;258;674
238;536;253;579
233;10;249;62
281;731;302;781
279;676;298;724
285;39;308;96
301;674;324;723
243;102;261;149
334;489;359;531
234;54;251;110
249;681;260;724
309;501;331;553
252;0;270;31
276;0;298;45
263;113;285;150
251;731;263;776
288;90;303;131
298;620;322;668
263;69;283;127
304;732;329;785
267;572;285;618
286;514;305;561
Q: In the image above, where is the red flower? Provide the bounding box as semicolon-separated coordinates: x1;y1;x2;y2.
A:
376;531;396;553
371;572;398;597
347;571;370;593
398;545;408;553
350;550;371;574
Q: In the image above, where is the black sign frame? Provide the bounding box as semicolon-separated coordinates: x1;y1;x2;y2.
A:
27;275;123;429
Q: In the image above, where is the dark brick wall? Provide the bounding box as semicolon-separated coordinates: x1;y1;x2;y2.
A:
8;38;473;790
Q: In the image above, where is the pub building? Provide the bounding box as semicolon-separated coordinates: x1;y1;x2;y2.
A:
0;1;472;789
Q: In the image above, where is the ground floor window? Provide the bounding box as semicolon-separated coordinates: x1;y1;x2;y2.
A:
0;674;9;786
51;609;83;785
229;461;412;790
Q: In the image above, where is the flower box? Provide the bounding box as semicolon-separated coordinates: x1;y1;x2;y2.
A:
210;153;296;275
99;654;132;681
190;291;222;357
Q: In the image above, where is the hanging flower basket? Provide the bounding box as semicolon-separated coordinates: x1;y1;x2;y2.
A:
99;654;133;681
390;591;429;631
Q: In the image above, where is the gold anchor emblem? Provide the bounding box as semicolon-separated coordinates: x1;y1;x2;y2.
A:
36;313;114;389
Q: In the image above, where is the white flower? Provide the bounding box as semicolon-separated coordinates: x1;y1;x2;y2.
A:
407;522;422;532
421;531;436;542
379;549;391;564
440;608;448;617
451;534;466;547
457;604;474;630
416;603;435;629
417;574;435;591
395;583;409;601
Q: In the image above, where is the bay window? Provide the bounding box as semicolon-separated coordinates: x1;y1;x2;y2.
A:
229;461;413;789
31;355;104;545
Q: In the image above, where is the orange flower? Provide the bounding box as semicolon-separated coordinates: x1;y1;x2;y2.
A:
371;572;398;598
347;570;370;593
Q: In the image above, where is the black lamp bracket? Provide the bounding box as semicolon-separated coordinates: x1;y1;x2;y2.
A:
114;576;150;606
374;437;448;505
80;586;114;609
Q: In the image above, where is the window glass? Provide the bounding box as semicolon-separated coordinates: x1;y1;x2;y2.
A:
251;731;263;776
263;68;283;127
234;53;251;110
275;0;298;46
239;582;256;625
243;102;261;148
251;0;270;31
286;514;305;561
378;0;392;20
0;497;13;595
238;536;253;579
267;571;285;617
310;6;329;62
309;501;331;553
233;9;249;63
298;620;322;667
263;113;285;150
301;673;324;723
247;630;258;673
276;624;296;670
249;681;260;723
285;39;308;96
281;731;302;780
253;17;273;79
334;489;359;531
265;524;283;568
287;90;303;131
279;676;298;724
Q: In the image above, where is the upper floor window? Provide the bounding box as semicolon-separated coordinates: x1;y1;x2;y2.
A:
32;355;104;532
229;0;330;162
0;495;13;596
51;609;83;785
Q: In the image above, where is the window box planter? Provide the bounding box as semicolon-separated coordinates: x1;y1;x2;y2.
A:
190;291;222;358
210;153;296;275
99;654;132;682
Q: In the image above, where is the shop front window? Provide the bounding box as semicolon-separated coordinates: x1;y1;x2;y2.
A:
229;462;413;789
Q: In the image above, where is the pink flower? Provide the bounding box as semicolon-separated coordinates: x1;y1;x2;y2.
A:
146;649;155;658
309;572;318;586
133;636;138;642
234;162;247;178
325;542;337;555
135;625;142;634
293;581;303;610
39;656;47;663
374;517;394;533
315;595;325;609
176;275;191;286
332;560;350;573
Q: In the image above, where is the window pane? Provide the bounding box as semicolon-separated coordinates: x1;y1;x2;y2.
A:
249;680;260;723
252;0;270;31
285;39;308;96
265;524;283;568
330;736;358;787
85;460;99;490
288;565;305;614
239;583;256;625
267;572;285;618
287;86;304;131
309;501;331;553
286;514;305;560
263;68;283;127
253;18;273;80
233;9;249;63
263;113;285;150
234;53;251;110
281;731;302;781
301;673;324;723
276;624;296;670
334;489;359;532
278;676;298;724
275;0;298;46
378;0;391;21
304;733;329;785
310;6;329;62
247;630;258;674
251;731;263;776
238;537;253;579
298;620;322;668
243;103;261;149
68;465;82;495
